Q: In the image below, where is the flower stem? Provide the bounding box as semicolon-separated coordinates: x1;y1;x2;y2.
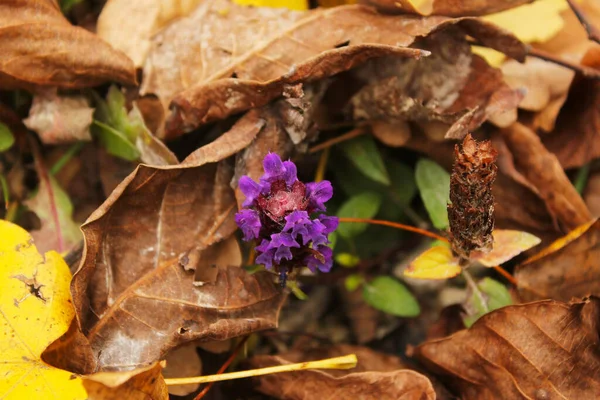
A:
50;141;85;176
314;147;330;182
308;127;366;154
337;217;448;242
164;354;358;387
463;269;489;314
193;336;250;400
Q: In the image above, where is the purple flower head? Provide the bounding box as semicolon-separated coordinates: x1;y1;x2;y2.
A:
234;153;338;287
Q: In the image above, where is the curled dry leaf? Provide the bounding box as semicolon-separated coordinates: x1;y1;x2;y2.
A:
248;345;435;400
143;2;526;138
584;171;600;217
411;296;600;400
71;130;286;372
161;343;202;396
97;0;205;67
82;362;168;400
361;0;533;17
516;219;600;302
0;0;136;89
23;90;93;144
500;122;592;231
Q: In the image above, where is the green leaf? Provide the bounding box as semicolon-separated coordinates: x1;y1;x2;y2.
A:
362;276;420;317
92;120;141;161
415;158;450;230
0;122;15;152
335;253;360;268
463;277;512;327
388;160;417;207
328;231;338;250
337;192;382;239
340;136;390;185
60;0;83;13
345;274;365;292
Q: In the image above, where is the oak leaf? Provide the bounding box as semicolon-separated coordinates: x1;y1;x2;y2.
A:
0;0;136;89
411;296;600;399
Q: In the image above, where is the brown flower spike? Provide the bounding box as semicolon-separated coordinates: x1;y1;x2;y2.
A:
448;134;498;260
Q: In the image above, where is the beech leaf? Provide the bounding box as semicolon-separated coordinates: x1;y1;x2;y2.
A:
0;0;136;89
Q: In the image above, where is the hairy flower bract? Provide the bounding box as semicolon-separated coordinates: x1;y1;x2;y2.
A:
235;153;338;286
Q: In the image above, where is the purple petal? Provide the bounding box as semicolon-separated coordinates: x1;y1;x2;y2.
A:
235;209;261;241
256;250;275;269
239;176;261;207
274;246;293;263
306;220;328;246
318;215;339;234
261;153;285;182
270;232;300;249
307;181;333;211
282;160;298;186
305;245;334;273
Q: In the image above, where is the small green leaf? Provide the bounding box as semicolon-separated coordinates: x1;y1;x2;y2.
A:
0;122;15;152
337;192;382;239
345;274;365;292
92;120;141;161
340;136;390;185
415;158;450;230
388;160;417;207
328;231;338;250
463;277;512;327
362;276;420;317
335;253;360;268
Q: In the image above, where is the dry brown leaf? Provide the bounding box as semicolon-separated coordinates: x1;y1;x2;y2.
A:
516;219;600;302
0;0;136;89
71;136;286;371
584;171;600;217
361;0;532;17
83;362;168;400
23;90;93;144
540;45;600;169
370;121;412;147
339;285;380;343
500;122;592;231
143;2;526;138
97;0;205;68
248;345;435;400
411;296;600;400
162;343;202;396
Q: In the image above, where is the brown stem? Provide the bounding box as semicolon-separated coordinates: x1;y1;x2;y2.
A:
567;0;600;44
308;127;366;154
493;265;518;286
526;46;600;79
194;336;250;400
338;217;448;242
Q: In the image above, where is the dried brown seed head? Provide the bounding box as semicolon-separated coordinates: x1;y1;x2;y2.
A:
448;133;498;259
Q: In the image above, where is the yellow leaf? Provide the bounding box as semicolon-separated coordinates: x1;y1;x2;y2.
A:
471;229;541;267
233;0;308;10
404;245;462;280
522;219;597;265
0;220;87;400
473;0;570;66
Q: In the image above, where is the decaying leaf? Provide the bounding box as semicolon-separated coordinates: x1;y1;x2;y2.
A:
516;219;600;302
71;140;286;371
500;122;592;231
249;345;436;400
142;2;526;137
0;0;136;89
82;362;168;400
23;90;94;144
97;0;205;67
361;0;532;16
411;296;600;400
0;220;87;400
584;171;600;217
470;229;541;267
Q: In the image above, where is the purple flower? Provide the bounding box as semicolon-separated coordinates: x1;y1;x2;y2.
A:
235;153;338;286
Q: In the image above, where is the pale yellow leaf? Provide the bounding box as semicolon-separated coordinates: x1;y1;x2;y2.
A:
471;229;541;267
0;220;87;400
404;245;462;280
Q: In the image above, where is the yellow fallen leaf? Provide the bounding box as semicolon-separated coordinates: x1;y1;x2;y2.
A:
0;220;87;400
233;0;308;10
473;0;570;66
471;229;541;267
521;218;597;265
404;245;462;280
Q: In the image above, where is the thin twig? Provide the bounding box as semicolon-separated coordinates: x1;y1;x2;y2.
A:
338;217;448;242
526;46;600;79
308;127;366;154
194;336;250;400
493;265;518;286
567;0;600;44
164;354;358;387
314;147;330;182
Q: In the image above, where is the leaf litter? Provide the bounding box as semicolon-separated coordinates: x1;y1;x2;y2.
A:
2;0;600;399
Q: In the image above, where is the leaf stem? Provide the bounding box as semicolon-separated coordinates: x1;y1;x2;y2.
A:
164;354;358;387
463;269;489;314
566;0;600;44
337;217;448;242
308;127;366;154
493;265;518;286
193;336;251;400
50;141;85;176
